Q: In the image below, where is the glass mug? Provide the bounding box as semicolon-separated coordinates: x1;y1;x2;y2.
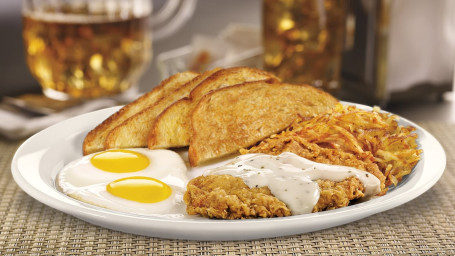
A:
263;0;346;95
22;0;196;100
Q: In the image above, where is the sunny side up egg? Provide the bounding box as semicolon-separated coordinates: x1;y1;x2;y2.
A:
56;148;188;216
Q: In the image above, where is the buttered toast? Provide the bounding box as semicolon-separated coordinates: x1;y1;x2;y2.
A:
83;67;339;168
188;81;339;166
148;67;278;149
82;71;199;155
103;68;221;149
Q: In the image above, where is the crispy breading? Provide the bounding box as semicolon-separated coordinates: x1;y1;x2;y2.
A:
242;104;421;191
82;71;199;155
241;135;387;195
314;176;365;212
184;175;291;219
188;81;338;166
148;67;278;149
103;68;221;149
184;175;366;219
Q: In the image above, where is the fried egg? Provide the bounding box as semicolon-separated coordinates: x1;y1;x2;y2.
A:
56;148;188;216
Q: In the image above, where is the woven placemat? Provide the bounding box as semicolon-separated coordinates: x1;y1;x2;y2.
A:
1;122;454;255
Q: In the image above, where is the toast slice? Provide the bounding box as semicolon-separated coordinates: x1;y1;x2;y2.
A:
148;67;278;149
188;81;339;166
82;71;199;155
103;68;222;149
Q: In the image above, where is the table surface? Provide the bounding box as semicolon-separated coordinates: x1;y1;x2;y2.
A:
1;121;454;255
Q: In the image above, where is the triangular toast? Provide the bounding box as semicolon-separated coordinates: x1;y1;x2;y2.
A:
82;71;199;155
103;68;221;149
188;81;339;166
148;67;278;149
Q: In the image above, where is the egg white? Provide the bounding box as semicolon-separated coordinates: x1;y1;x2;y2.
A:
56;148;188;216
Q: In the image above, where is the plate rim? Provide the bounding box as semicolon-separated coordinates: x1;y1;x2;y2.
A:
11;102;446;241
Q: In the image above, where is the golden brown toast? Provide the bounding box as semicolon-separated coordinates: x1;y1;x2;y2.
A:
148;97;193;148
82;71;199;155
103;68;221;150
188;81;339;166
148;67;278;149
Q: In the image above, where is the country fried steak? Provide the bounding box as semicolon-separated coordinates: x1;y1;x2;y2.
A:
184;175;365;219
184;175;290;219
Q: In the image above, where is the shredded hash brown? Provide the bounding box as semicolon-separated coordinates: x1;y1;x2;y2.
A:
241;104;422;194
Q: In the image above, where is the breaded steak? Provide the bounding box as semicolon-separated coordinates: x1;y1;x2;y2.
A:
184;175;366;219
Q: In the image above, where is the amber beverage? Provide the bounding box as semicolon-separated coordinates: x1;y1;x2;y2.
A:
23;13;151;100
263;0;346;94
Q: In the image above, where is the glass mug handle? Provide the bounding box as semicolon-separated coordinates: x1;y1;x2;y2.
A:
151;0;198;42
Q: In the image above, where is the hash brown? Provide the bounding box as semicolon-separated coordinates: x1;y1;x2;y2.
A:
242;104;421;192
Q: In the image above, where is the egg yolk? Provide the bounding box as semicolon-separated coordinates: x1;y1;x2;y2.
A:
91;149;150;173
106;176;172;203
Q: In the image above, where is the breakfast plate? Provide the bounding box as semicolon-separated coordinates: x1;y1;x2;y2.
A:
11;103;446;241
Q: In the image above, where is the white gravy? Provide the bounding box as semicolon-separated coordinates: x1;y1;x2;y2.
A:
204;152;381;215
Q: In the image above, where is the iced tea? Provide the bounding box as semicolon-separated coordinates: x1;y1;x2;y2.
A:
263;0;346;94
23;14;151;99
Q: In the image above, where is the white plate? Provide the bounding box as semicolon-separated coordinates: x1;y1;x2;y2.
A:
11;103;446;241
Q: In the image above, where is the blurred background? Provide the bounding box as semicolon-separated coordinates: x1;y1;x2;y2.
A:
1;0;454;124
0;0;261;96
